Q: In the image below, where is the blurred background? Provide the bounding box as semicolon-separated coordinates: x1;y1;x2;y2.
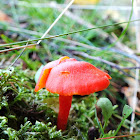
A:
0;0;140;139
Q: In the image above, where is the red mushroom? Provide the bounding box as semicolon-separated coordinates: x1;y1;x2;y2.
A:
35;56;111;131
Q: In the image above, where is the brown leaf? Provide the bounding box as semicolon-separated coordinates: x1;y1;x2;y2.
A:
0;10;13;22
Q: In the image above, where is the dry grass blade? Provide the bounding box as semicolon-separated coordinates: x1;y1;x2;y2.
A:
1;18;140;49
96;133;140;140
8;40;30;69
130;0;140;133
36;0;75;45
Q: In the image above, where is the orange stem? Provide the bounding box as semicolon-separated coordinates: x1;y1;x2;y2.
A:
57;95;73;131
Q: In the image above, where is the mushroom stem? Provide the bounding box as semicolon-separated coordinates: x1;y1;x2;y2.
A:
57;95;73;131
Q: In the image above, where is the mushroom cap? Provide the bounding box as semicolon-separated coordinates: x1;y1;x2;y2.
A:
35;56;111;96
45;60;111;96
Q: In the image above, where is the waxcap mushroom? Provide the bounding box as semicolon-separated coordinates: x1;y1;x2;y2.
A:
35;56;111;131
45;60;111;96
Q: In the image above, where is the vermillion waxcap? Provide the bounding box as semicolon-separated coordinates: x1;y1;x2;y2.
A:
45;60;111;96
